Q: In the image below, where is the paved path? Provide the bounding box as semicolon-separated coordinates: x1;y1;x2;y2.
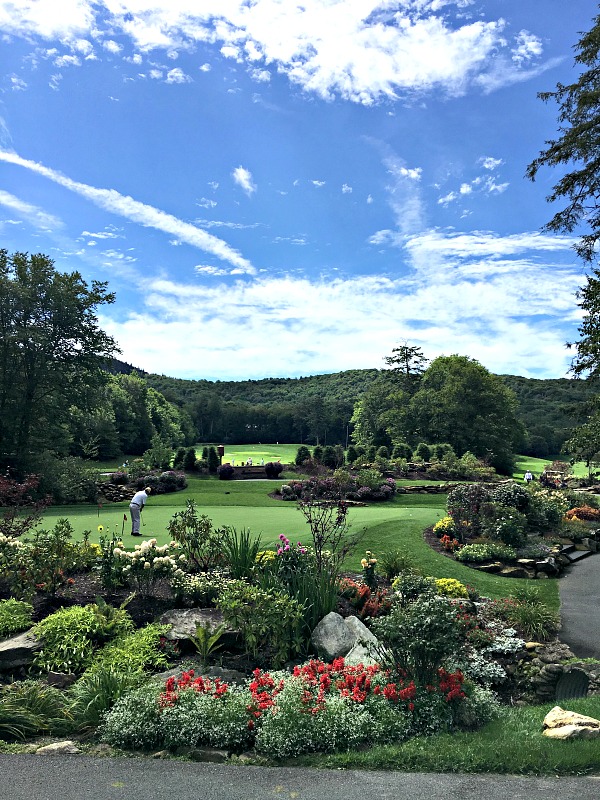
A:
3;755;600;800
558;553;600;659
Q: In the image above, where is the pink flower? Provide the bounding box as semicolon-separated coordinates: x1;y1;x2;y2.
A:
277;548;283;555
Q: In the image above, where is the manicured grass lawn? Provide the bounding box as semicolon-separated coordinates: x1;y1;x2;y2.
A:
37;477;559;609
294;695;600;775
513;454;587;479
197;442;301;465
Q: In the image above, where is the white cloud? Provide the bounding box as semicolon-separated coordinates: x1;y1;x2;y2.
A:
199;63;211;72
312;180;326;188
0;150;255;273
0;189;62;230
149;69;163;79
103;40;122;53
512;30;543;66
480;156;503;170
341;184;352;194
197;197;217;209
104;247;581;381
9;75;27;91
54;54;81;68
232;165;256;196
0;1;547;103
366;194;373;204
165;67;191;83
194;265;229;276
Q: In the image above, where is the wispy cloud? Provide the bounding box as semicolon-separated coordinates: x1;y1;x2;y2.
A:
0;151;255;273
0;189;62;230
232;166;256;197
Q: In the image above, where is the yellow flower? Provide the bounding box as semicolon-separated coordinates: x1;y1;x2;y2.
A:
97;525;104;532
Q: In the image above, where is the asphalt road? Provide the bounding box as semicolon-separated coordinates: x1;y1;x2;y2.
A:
2;756;600;800
558;553;600;659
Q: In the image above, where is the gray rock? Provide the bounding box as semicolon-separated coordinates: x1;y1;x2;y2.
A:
157;608;227;641
310;612;356;660
36;741;81;755
0;629;41;671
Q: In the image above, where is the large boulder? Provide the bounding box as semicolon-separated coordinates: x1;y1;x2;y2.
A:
543;706;600;740
0;629;42;671
157;607;240;649
342;616;379;666
311;612;380;664
311;612;355;660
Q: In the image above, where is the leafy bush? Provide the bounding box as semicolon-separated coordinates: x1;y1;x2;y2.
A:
481;503;527;548
4;519;82;599
391;573;436;606
88;623;170;675
99;684;164;751
414;442;431;461
434;578;469;598
433;516;457;537
68;667;142;733
565;505;600;521
372;596;467;684
525;485;569;530
265;461;284;479
33;602;134;674
295;445;312;465
455;542;517;563
183;447;198;471
490;593;559;641
491;483;530;512
110;471;128;485
447;483;491;537
170;569;231;607
392;442;412;460
0;599;33;638
167;501;225;572
217;463;235;480
113;538;178;595
217;580;305;667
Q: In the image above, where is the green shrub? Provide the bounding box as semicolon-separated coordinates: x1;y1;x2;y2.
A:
491;483;530;512
295;445;312;465
414;443;431;461
167;501;225;572
169;569;230;607
491;595;559;641
0;599;33;638
447;483;491;537
160;684;254;753
33;602;134;674
99;684;163;751
217;580;305;667
371;596;466;684
89;623;171;675
434;578;469;598
391;573;436;606
481;503;527;548
455;542;517;563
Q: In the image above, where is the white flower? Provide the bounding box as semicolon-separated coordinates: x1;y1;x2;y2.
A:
143;561;151;569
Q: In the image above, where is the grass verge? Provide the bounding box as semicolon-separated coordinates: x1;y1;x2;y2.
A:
291;696;600;775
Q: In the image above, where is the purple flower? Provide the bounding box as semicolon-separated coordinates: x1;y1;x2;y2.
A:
277;547;283;555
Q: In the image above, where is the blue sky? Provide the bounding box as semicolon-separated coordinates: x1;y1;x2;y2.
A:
0;1;595;381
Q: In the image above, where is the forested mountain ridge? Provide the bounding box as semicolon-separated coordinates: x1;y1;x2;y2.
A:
141;365;596;453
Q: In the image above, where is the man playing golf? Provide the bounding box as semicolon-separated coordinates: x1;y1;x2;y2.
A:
129;487;151;536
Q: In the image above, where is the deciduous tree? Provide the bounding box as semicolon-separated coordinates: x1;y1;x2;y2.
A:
0;250;117;469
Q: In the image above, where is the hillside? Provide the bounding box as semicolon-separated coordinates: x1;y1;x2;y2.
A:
140;366;596;452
